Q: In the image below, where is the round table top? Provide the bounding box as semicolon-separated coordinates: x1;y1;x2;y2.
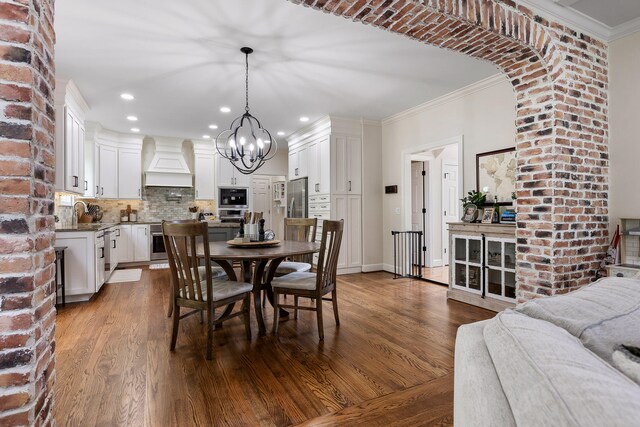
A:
198;240;321;261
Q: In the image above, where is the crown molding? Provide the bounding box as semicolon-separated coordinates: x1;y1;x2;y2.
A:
515;0;640;42
382;73;507;125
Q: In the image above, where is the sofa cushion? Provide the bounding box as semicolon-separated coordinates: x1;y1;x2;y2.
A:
515;278;640;365
454;320;516;427
483;310;640;427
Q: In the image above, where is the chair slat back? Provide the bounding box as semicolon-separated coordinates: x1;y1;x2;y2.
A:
284;218;318;264
163;221;211;304
316;220;344;292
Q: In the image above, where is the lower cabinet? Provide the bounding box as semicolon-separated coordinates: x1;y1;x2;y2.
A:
118;224;133;263
132;224;150;262
55;231;99;302
332;195;362;274
447;222;516;312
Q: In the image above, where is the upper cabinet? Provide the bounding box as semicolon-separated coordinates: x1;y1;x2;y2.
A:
308;136;330;195
216;154;250;188
332;135;361;195
194;141;216;200
93;127;143;200
288;145;309;180
55;79;90;195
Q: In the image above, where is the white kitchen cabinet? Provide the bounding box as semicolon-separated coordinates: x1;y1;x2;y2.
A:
288;145;309;180
195;153;215;200
308;136;330;195
133;224;150;262
118;149;142;199
54;79;89;195
332;135;361;195
118;225;133;263
83;133;96;198
333;195;362;272
54;231;98;302
216;154;250;188
98;144;118;198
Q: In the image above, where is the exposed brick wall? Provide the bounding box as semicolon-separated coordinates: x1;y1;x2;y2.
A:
290;0;609;300
0;0;56;425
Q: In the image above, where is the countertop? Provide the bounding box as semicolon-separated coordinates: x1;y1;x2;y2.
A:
55;221;240;233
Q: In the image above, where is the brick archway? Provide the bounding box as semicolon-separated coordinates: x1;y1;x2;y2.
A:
289;0;609;299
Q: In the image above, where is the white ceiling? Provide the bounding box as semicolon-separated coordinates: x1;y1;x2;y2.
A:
54;0;498;140
518;0;640;40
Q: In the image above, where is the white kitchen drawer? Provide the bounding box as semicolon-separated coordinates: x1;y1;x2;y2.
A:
309;202;330;212
309;194;330;204
310;212;330;221
606;264;640;279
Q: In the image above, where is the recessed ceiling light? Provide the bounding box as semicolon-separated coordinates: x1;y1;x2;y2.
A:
202;135;211;139
120;93;134;101
130;128;140;133
277;131;285;136
220;107;231;113
126;115;138;121
208;124;218;130
299;116;309;122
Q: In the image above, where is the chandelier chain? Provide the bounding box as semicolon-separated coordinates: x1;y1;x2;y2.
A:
245;51;249;112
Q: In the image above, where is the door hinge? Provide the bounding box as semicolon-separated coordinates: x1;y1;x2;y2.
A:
422;208;426;214
444;210;447;216
422;246;427;252
421;170;426;176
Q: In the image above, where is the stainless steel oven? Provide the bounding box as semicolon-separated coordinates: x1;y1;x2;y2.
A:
219;188;249;209
150;224;167;260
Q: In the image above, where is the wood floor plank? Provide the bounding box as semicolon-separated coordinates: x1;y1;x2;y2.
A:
55;269;493;426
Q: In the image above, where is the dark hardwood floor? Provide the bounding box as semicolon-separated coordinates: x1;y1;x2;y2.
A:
54;268;493;426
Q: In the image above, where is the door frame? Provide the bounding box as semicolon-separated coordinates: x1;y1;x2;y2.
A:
401;135;464;266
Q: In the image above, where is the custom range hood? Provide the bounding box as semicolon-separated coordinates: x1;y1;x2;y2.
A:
144;138;193;187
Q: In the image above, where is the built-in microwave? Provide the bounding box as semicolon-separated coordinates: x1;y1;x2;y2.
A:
219;188;249;209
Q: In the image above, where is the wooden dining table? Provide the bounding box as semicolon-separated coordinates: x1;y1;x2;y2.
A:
197;240;321;335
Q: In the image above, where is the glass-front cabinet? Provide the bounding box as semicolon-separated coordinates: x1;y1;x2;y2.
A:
448;223;517;312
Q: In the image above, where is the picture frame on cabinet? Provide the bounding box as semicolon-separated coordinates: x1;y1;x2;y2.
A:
481;208;495;224
461;204;478;223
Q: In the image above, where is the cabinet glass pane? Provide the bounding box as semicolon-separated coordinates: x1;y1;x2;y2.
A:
487;240;502;267
487;269;502;296
505;242;516;270
455;238;466;261
468;265;481;290
455;263;467;288
469;239;481;264
505;271;516;299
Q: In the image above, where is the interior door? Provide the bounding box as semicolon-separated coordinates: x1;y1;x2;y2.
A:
442;164;459;266
411;161;424;232
251;177;271;228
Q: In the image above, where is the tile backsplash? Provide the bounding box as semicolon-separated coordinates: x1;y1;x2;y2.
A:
54;187;216;227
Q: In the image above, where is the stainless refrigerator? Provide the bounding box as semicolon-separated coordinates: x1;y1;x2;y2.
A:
287;178;308;218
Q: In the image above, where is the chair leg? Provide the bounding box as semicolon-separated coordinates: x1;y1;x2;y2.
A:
200;310;204;324
167;298;173;318
294;295;299;319
206;308;213;360
316;296;324;340
243;295;252;340
170;306;180;351
332;289;340;326
273;290;280;335
262;290;266;307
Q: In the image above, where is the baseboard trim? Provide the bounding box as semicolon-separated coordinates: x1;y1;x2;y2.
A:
337;267;364;275
361;264;383;272
383;264;395;274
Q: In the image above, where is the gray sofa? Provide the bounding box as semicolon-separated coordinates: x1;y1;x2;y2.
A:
454;278;640;426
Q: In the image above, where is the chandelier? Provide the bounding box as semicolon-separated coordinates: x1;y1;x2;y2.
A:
215;47;277;175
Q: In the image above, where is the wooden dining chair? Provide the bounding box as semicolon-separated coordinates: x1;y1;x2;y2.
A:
162;219;227;318
271;219;343;340
163;221;252;360
275;218;318;276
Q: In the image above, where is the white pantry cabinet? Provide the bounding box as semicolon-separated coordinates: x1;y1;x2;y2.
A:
54;79;89;195
332;135;361;195
132;224;150;262
216;154;250;188
333;195;362;271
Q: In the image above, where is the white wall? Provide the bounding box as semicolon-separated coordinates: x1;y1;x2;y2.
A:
381;74;516;270
362;121;383;270
609;31;640;229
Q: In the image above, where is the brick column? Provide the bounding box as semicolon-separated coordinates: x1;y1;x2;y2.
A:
0;0;56;425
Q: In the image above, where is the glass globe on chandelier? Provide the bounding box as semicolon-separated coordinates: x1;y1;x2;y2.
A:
215;47;277;175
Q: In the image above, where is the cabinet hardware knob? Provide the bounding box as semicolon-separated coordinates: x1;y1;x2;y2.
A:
84;180;88;191
101;187;104;195
348;181;352;191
